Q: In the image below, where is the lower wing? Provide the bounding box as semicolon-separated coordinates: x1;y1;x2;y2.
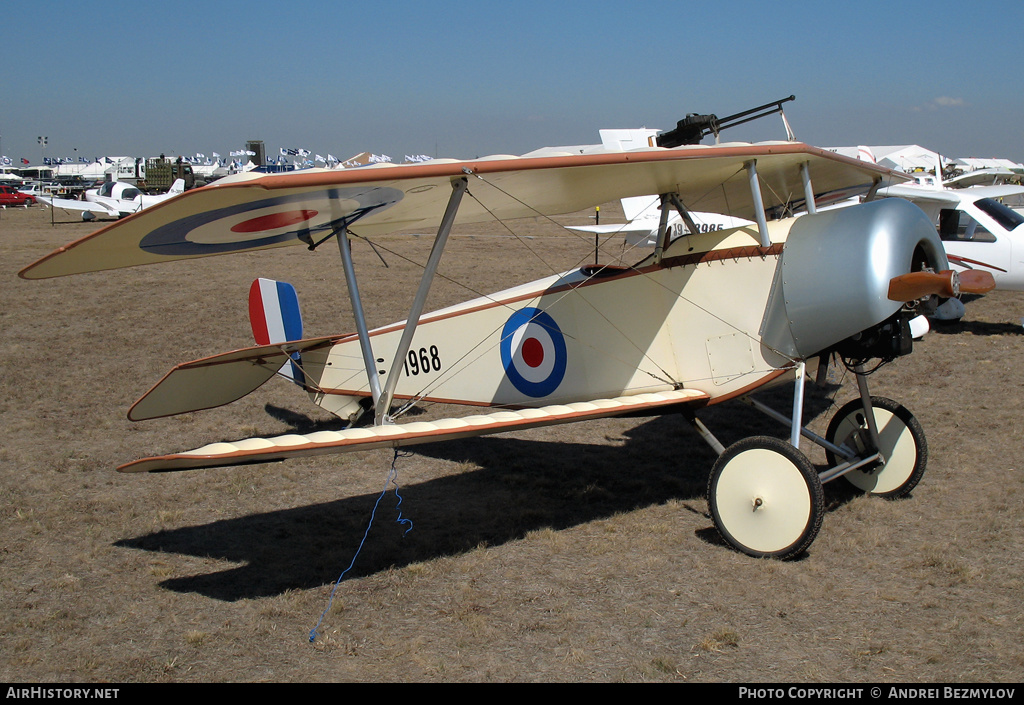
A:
120;389;709;473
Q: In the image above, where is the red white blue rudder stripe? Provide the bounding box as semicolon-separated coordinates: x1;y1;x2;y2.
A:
249;278;305;384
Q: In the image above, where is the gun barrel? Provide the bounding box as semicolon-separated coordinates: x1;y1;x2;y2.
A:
716;95;795;126
656;95;796;148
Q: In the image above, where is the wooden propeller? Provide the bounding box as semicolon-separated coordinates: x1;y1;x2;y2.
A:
888;269;996;302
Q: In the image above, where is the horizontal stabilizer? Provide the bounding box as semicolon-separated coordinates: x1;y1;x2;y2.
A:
119;389;709;472
565;223;655;235
128;335;339;421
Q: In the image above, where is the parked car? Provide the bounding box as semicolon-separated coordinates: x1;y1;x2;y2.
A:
0;185;35;207
16;183;52;199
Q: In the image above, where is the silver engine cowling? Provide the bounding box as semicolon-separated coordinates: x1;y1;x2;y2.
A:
760;198;947;361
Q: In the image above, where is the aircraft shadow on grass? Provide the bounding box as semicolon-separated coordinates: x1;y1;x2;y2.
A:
114;383;847;601
932;319;1024;336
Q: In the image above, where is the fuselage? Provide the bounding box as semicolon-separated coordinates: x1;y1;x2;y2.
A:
300;199;947;418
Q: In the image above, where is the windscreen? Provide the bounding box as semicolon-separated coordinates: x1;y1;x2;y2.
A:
974;197;1024;232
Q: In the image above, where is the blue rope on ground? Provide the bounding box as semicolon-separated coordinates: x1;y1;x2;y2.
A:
308;449;414;643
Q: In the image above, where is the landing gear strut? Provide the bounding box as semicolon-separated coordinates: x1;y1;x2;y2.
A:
695;359;927;559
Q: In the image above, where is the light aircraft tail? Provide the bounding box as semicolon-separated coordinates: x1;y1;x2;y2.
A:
620;195;660;223
167;179;186;196
248;278;305;385
340;151;372;168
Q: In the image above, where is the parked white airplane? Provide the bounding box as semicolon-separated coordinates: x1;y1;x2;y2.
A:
563;129;751;247
829;146;1024;318
944;167;1024;189
36;179;186;220
877;182;1024;292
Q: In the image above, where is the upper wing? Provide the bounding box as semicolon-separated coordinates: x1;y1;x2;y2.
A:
20;142;903;279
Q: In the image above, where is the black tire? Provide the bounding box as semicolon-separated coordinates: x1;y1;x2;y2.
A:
707;436;824;560
824;397;927;498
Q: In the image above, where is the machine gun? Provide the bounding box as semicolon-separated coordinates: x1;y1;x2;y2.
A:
656;95;796;148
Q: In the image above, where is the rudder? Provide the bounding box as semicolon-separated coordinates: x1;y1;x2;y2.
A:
248;278;305;384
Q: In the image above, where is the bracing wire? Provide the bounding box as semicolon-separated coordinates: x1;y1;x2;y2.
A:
362;168;803;417
465;171;799;357
339;163;800;421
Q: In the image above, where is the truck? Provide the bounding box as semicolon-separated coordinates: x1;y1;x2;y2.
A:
138;157;195;193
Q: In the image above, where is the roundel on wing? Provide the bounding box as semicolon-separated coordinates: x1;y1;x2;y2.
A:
138;187;404;256
500;307;567;398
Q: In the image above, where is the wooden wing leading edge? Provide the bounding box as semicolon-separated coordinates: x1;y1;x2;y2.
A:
119;389;710;473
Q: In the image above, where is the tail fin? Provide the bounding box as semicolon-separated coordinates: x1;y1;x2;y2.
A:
339;151;372;168
597;129;663;223
248;278;305;384
168;178;186;195
620;195;661;223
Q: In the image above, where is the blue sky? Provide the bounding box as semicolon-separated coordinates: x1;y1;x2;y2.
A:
3;0;1023;165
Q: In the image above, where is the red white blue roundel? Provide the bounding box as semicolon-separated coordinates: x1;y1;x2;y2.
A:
500;308;567;398
138;186;404;256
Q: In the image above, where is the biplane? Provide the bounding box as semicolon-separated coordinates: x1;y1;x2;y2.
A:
20;137;995;560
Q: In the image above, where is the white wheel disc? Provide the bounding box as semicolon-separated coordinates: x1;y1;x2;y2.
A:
710;442;817;556
826;397;926;498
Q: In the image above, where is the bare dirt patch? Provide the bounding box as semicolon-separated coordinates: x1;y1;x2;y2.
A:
1;203;1022;682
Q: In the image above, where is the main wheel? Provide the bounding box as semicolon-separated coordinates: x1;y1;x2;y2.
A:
707;436;824;560
824;397;927;498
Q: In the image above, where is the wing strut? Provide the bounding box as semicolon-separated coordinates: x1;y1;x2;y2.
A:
336;228;384;406
652;194;672;264
790;360;806;447
800;162;817;214
374;176;469;425
863;176;882;203
745;160;771;247
331;177;469;423
668;193;702;242
330;190;420;408
653;192;701;264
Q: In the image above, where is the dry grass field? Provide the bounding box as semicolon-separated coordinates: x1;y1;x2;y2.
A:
1;201;1022;683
